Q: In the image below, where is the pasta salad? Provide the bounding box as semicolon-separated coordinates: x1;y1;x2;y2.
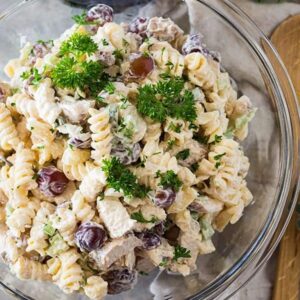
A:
0;3;256;299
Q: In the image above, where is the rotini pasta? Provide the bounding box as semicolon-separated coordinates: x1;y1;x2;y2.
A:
0;6;256;299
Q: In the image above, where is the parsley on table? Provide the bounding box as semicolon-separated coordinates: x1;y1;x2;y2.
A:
130;210;159;223
60;33;98;57
176;149;190;160
137;77;197;123
156;170;182;192
102;157;150;198
173;245;191;261
214;152;226;168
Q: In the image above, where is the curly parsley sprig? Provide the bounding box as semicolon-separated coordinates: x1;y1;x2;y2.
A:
60;33;98;57
102;157;150;198
137;77;197;123
156;170;182;192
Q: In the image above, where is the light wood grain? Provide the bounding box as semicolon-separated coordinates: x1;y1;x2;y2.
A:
271;15;300;300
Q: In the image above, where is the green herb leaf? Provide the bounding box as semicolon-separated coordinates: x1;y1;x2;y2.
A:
104;82;116;94
159;257;169;267
168;122;182;133
137;78;197;123
113;49;123;61
173;245;191;261
60;33;98;57
21;68;42;86
51;57;107;95
102;157;150;198
72;11;99;25
176;149;190;160
101;38;109;46
130;210;159;223
167;139;176;150
156;170;182;192
214;152;226;168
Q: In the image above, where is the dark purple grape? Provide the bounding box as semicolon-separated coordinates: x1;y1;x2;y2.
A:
188;200;205;213
153;188;176;208
75;222;107;252
129;53;154;78
102;268;137;295
29;42;51;65
153;221;166;236
135;231;161;250
37;166;69;197
86;4;113;24
110;139;141;165
128;17;149;37
69;136;92;149
164;225;180;245
182;34;221;62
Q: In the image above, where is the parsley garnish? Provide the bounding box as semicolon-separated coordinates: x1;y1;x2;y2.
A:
130;210;159;223
101;38;109;46
51;57;107;95
176;149;190;160
168;122;182;133
173;245;191;261
156;170;182;192
113;49;123;61
21;68;42;86
118;118;134;139
137;78;197;123
167;139;176;150
102;157;150;198
72;11;98;25
212;135;222;144
165;61;174;70
214;152;226;168
193;132;209;144
60;33;98;57
159;257;169;267
104;82;116;94
122;38;129;47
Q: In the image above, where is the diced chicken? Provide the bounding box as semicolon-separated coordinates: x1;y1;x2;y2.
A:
60;99;93;124
89;235;142;269
171;209;200;233
189;195;223;214
169;262;192;276
142;238;173;267
97;199;136;238
129;204;166;232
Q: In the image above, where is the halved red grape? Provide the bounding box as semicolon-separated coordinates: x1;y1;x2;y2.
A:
129;53;154;79
164;225;180;245
153;188;176;208
69;136;92;149
37;166;69;197
110;139;141;165
102;268;137;294
135;231;161;250
86;4;113;24
153;221;166;236
75;222;107;252
128;17;149;37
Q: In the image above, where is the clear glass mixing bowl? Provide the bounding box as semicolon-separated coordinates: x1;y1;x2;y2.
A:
0;0;299;299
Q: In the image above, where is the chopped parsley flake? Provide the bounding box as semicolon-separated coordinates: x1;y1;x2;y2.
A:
104;82;116;94
168;122;182;133
214;152;226;168
130;210;159;223
173;245;191;261
113;49;123;61
167;139;176;150
156;170;182;192
21;68;42;86
159;257;169;267
176;149;190;160
101;38;109;46
72;11;99;25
